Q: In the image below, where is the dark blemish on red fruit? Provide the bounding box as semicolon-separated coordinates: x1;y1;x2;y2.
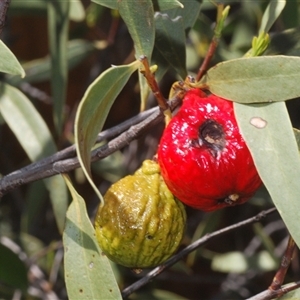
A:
199;119;226;156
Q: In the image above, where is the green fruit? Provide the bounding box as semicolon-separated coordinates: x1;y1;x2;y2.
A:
94;159;186;268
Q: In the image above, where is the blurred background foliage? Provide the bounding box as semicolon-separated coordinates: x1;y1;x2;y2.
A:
1;0;300;299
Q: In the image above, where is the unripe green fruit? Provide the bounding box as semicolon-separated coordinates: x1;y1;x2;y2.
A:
94;160;186;268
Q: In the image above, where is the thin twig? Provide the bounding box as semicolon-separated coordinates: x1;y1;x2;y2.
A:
0;0;10;36
0;97;181;198
121;207;278;299
269;235;296;291
247;281;300;300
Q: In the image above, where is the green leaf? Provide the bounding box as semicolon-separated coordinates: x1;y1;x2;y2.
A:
153;0;183;11
234;101;300;251
0;243;28;291
44;175;68;234
74;60;140;202
0;83;56;160
118;0;155;60
0;40;25;77
166;0;202;31
0;83;68;233
203;56;300;103
154;13;187;79
47;0;70;134
62;175;122;300
211;251;277;273
69;0;85;22
259;0;286;33
92;0;117;10
279;287;300;300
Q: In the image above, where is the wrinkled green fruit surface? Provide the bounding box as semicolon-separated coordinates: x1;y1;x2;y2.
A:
94;160;186;268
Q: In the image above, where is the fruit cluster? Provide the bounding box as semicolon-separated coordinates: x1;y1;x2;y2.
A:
94;88;262;268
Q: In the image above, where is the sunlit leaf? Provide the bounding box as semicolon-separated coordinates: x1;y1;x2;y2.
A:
62;174;122;300
211;251;277;273
234;101;300;251
0;83;67;233
69;0;85;22
0;40;25;77
203;56;300;103
118;0;155;60
279;287;300;300
154;13;187;79
259;0;286;33
74;60;140;202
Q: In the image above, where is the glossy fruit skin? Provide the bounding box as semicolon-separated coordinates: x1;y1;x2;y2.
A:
157;88;262;212
94;160;186;268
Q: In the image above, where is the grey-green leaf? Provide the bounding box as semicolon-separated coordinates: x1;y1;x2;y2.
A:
153;0;183;11
74;60;140;201
47;0;70;133
0;83;56;161
234;101;300;251
203;56;300;103
63;174;121;300
154;13;187;79
0;40;25;77
259;0;286;33
118;0;155;60
69;0;85;22
0;83;68;233
92;0;117;9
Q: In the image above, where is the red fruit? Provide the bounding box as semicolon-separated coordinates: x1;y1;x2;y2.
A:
157;88;262;212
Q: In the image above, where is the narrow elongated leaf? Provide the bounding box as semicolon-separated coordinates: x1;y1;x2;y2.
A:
0;40;25;77
74;61;140;202
259;0;286;33
234;101;300;250
44;175;68;234
69;0;85;22
166;0;202;31
92;0;117;9
154;13;187;79
118;0;155;60
204;56;300;103
47;0;70;133
62;175;121;300
0;83;67;233
154;0;183;11
0;84;56;160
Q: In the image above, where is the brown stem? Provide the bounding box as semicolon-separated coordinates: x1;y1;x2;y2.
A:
139;55;169;112
269;235;296;291
196;37;219;82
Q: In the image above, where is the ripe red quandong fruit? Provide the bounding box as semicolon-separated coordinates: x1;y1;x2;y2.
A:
157;88;262;212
